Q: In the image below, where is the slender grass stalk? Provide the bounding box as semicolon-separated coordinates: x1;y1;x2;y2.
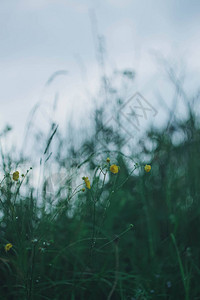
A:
27;243;36;300
140;179;154;259
97;225;134;251
107;240;119;300
170;233;190;300
88;199;97;266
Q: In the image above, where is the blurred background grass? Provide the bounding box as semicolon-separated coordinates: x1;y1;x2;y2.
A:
0;67;200;300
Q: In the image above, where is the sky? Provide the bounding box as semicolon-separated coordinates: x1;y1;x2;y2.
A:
0;0;200;151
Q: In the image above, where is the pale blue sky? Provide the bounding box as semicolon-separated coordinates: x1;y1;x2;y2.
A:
0;0;200;148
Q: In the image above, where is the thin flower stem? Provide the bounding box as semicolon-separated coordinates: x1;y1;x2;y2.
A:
171;233;190;300
51;237;108;265
96;174;118;237
97;225;133;251
101;169;107;189
89;200;96;263
27;243;36;300
107;241;119;300
36;188;81;245
116;165;138;191
13;169;30;206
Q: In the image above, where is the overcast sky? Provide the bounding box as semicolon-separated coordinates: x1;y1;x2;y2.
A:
0;0;200;150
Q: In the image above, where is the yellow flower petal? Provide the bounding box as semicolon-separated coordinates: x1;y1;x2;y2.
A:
13;171;19;181
144;164;151;172
83;177;91;189
5;243;13;252
110;164;119;174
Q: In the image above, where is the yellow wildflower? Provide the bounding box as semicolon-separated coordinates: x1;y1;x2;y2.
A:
5;243;13;252
110;164;119;174
106;157;110;163
144;164;151;172
83;177;91;189
13;171;19;181
81;188;85;192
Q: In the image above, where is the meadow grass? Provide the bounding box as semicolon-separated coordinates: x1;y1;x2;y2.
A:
0;89;200;299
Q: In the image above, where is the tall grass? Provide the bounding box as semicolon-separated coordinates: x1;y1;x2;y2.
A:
0;70;200;299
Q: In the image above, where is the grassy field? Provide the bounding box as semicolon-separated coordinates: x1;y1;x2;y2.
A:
0;85;200;300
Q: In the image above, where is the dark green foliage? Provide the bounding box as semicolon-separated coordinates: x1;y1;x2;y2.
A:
0;90;200;299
